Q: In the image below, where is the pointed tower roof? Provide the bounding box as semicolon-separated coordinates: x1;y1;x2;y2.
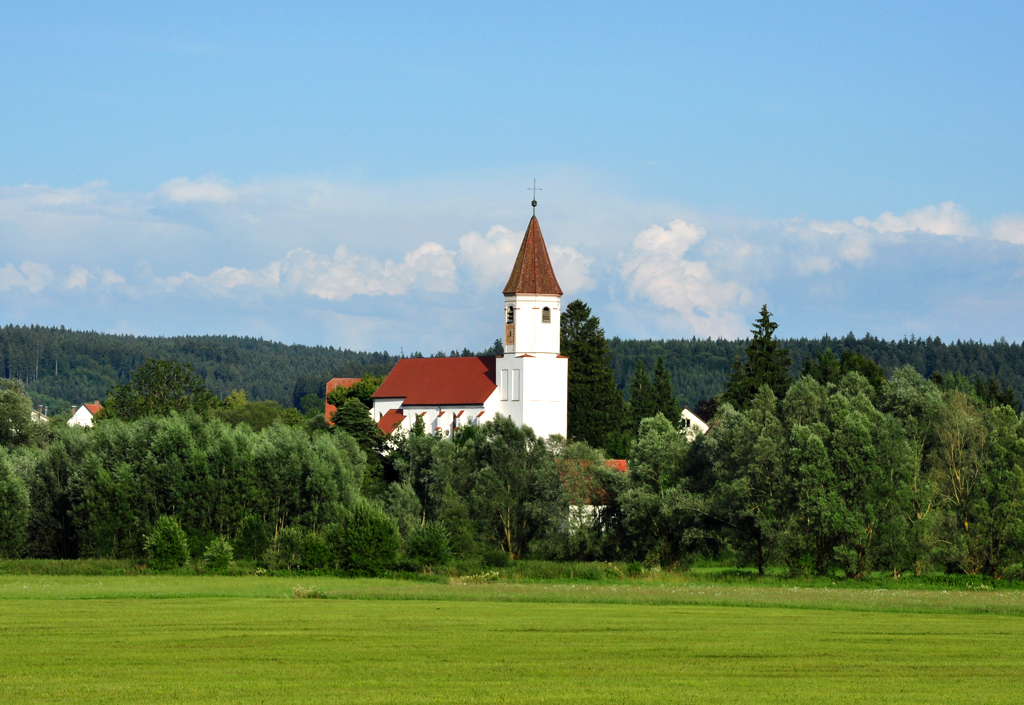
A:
502;216;563;296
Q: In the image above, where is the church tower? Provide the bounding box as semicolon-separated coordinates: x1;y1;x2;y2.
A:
494;210;568;437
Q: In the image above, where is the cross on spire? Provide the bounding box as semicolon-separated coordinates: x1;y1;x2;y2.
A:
527;179;542;215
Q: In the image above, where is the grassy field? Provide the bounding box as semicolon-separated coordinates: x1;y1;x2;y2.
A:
2;574;1023;703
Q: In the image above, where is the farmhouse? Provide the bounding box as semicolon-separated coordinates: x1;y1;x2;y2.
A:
369;212;568;439
68;401;102;428
680;407;709;441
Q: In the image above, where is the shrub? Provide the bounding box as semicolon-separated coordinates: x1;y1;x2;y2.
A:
202;536;234;571
276;527;304;570
625;561;644;577
336;502;399;576
144;516;190;570
405;521;453;568
302;531;330;570
235;515;269;561
482;550;510;568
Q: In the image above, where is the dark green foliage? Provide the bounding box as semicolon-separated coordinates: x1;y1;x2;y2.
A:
470;415;556;559
202;536;234;571
482;550;510;568
1;324;399;413
723;306;793;408
103;360;219;421
0;379;36;449
0;450;30;557
299;393;325;418
326;375;385;410
404;521;453;568
335;502;400;576
802;348;842;386
236;515;270;561
331;398;382;455
272;527;304;570
652;357;680;429
302;531;331;569
803;348;887;392
626;360;657;431
560;300;625;453
144;516;190;570
215;390;304;430
974;376;1019;409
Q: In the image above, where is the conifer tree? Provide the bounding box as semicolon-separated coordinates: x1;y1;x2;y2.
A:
560;300;624;451
652;356;680;429
626;359;658;431
723;305;792;408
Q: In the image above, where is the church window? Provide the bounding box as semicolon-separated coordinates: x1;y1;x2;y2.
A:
542;307;551;323
500;369;509;401
513;369;521;401
506;306;514;324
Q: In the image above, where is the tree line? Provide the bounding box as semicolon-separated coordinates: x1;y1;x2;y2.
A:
5;321;1024;418
2;304;1024;578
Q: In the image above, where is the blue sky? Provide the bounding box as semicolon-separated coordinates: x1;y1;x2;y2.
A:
2;1;1023;352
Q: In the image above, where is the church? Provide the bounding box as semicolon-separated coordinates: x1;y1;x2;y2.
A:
368;210;568;439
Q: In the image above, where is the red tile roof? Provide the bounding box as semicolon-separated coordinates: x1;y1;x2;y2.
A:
502;216;563;296
325;377;363;425
377;409;406;435
327;377;362;392
83;402;103;416
372;357;497;405
604;459;628;473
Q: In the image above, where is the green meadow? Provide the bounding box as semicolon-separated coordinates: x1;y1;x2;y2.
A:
2;574;1024;703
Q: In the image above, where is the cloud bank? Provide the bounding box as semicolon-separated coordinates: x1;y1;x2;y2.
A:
3;176;1024;349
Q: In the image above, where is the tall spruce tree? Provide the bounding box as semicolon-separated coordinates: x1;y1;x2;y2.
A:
723;305;792;408
560;300;624;450
652;356;680;429
626;359;658;431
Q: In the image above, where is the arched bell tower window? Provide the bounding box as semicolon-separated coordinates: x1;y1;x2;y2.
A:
541;307;551;324
506;306;514;324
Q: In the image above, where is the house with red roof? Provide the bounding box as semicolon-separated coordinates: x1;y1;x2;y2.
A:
370;209;568;439
68;401;103;428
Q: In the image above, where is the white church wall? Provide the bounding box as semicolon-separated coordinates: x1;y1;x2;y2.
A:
494;353;567;438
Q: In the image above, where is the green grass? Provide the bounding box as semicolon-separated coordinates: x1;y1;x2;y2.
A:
3;573;1024;703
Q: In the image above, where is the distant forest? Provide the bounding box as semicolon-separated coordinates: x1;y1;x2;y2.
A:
4;324;1024;414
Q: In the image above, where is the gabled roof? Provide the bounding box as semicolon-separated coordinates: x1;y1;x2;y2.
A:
83;402;103;416
372;356;497;405
377;409;406;435
503;216;563;296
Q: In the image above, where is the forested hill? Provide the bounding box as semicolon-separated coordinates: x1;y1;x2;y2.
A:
4;324;1024;414
612;334;1024;409
1;325;399;414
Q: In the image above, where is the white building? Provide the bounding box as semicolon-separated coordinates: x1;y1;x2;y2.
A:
68;401;103;428
371;211;568;439
680;407;709;441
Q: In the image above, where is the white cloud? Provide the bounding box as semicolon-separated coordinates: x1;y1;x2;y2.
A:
458;225;522;289
0;262;54;293
157;177;235;204
852;201;973;237
65;266;91;289
155;242;458;301
457;224;594;294
621;219;751;338
548;245;595;294
101;270;127;286
992;216;1024;245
